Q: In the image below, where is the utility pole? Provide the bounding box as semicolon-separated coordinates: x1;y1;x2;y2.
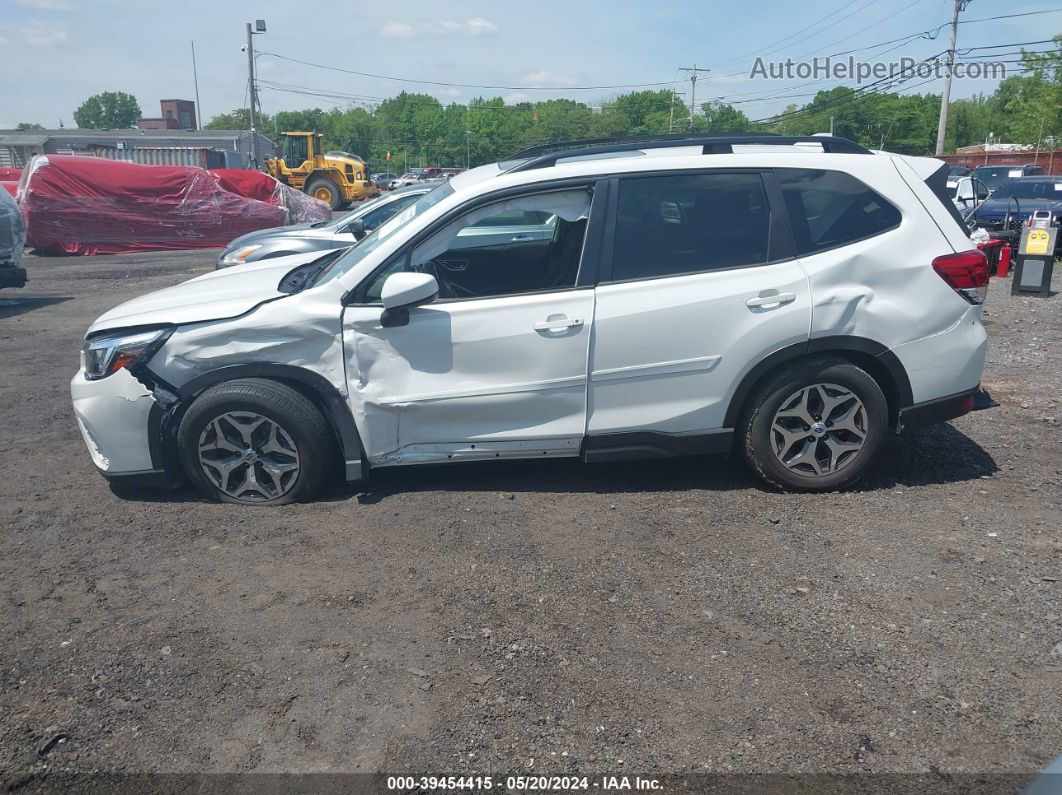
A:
190;41;202;129
245;20;266;169
829;115;834;136
935;0;970;156
667;89;686;134
466;130;471;169
679;66;710;132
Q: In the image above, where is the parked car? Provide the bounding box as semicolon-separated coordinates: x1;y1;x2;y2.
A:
389;172;424;190
945;165;971;191
0;187;27;289
217;183;435;268
972;163;1045;194
372;172;399;187
951;175;990;218
967;176;1062;251
217;185;555;269
73;134;989;505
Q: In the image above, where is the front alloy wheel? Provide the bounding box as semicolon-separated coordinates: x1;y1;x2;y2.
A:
198;411;301;502
177;378;336;505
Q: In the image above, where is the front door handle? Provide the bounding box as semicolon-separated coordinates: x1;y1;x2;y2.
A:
511;234;535;242
746;292;797;309
534;315;584;332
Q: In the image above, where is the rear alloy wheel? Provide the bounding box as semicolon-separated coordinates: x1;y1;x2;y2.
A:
306;178;342;211
178;378;335;505
742;358;887;492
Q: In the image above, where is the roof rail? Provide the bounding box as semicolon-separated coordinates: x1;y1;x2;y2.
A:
502;133;871;173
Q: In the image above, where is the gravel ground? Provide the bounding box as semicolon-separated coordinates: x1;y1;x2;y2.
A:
0;250;1059;788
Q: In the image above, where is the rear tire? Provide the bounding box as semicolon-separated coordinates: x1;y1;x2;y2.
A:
306;178;343;211
177;378;336;505
741;357;887;492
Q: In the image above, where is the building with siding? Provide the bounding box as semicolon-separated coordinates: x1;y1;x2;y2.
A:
0;129;276;170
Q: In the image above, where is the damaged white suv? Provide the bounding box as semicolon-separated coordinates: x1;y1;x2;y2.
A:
72;135;990;505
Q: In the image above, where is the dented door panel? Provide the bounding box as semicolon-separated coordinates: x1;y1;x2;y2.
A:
342;290;594;464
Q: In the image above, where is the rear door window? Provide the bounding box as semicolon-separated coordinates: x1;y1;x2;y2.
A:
610;172;772;281
777;169;901;256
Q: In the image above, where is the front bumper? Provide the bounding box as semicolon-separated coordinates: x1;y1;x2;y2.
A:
0;266;27;289
71;367;158;475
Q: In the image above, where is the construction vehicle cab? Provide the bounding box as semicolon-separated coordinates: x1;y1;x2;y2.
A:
266;132;379;211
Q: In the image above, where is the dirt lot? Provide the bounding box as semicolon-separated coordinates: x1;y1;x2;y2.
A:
1;250;1060;786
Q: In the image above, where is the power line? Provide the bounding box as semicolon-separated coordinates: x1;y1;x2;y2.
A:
705;6;1062;83
256;51;678;91
712;0;879;69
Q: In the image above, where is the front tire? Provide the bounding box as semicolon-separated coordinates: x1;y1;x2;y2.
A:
177;379;335;505
306;178;343;211
741;357;887;492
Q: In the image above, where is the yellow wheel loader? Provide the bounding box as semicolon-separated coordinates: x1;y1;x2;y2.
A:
265;132;379;211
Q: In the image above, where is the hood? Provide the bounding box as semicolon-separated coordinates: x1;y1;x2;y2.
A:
974;196;1062;220
223;221;336;252
87;250;329;335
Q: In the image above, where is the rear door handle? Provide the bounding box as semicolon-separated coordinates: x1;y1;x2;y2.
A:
511;234;535;242
746;292;797;309
534;315;584;332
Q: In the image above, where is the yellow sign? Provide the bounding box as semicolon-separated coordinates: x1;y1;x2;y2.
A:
1025;229;1051;256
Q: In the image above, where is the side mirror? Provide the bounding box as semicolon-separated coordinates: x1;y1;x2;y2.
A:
346;219;366;240
380;271;439;327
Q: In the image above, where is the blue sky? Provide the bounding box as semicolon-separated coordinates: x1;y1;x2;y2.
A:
1;0;1060;129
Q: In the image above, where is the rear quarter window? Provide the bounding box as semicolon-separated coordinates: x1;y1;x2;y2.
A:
777;169;901;255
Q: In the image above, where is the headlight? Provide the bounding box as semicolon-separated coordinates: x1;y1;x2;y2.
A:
82;327;173;381
219;244;262;267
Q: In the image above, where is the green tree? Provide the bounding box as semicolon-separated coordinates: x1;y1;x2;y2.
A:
73;91;141;129
701;102;752;134
16;122;44;130
204;108;275;134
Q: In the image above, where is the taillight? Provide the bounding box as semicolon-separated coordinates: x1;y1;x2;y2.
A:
932;250;989;304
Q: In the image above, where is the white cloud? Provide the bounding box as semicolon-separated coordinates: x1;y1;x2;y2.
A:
2;20;69;46
380;17;498;39
521;70;578;88
504;91;533;104
380;21;415;39
17;0;74;8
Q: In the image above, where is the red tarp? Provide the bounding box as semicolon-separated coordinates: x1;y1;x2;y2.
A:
1;182;17;197
0;167;22;181
20;155;331;255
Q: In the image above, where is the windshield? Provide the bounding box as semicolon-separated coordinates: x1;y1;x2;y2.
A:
992;180;1062;200
974;167;1027;191
948;166;970;177
314;182;455;284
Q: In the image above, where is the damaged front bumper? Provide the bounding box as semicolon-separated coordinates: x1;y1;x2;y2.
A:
70;367;180;488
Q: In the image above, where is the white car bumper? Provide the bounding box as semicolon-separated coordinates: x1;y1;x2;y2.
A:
70;367;157;475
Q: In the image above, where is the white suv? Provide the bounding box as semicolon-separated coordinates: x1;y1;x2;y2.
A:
72;135;990;505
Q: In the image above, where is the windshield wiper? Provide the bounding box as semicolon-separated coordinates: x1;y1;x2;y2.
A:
278;249;346;294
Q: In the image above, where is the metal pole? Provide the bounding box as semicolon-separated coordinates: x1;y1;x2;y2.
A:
689;66;697;133
466;130;471;169
935;0;967;156
1034;117;1044;165
679;66;710;133
191;41;203;129
246;22;260;169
